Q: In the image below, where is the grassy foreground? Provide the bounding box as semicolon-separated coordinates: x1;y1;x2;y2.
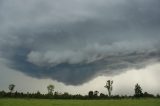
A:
0;98;160;106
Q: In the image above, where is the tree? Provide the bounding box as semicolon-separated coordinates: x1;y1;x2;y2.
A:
88;91;94;98
94;91;99;96
8;84;15;93
99;93;106;98
134;83;143;97
36;91;41;98
47;85;54;95
104;80;113;97
143;92;154;98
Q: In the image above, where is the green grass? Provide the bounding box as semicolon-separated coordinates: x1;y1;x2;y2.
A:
0;98;160;106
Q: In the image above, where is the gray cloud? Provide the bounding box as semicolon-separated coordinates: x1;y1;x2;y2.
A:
0;0;160;85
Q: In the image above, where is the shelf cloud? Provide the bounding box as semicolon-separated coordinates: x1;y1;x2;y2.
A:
0;0;160;85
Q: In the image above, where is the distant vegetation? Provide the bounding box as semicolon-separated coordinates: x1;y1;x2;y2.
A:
0;80;159;99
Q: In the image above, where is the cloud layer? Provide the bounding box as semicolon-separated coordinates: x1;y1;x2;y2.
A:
0;0;160;85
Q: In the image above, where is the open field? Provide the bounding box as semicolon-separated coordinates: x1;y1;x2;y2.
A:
0;98;160;106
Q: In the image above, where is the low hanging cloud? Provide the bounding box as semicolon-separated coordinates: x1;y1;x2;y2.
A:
0;0;160;85
27;41;156;67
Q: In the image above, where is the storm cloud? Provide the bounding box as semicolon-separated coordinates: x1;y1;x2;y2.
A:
0;0;160;85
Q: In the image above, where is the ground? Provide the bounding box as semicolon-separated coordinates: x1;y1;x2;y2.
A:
0;98;160;106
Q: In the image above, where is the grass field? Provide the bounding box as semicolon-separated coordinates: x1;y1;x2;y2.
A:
0;98;160;106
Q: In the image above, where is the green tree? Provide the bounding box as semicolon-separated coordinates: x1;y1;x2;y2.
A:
88;91;94;98
47;84;54;95
134;83;143;97
8;84;15;93
104;80;113;97
94;91;99;96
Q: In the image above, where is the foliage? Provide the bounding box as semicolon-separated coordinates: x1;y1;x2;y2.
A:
0;82;158;99
134;83;143;97
104;80;113;97
8;84;15;93
47;85;54;95
0;90;157;99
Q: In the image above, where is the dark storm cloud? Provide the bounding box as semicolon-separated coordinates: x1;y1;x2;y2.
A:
0;0;160;85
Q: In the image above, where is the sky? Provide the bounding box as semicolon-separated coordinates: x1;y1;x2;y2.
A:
0;0;160;95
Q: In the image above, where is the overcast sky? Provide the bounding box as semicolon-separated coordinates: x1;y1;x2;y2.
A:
0;0;160;95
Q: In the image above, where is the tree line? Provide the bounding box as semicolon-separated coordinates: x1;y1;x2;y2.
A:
0;80;159;99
